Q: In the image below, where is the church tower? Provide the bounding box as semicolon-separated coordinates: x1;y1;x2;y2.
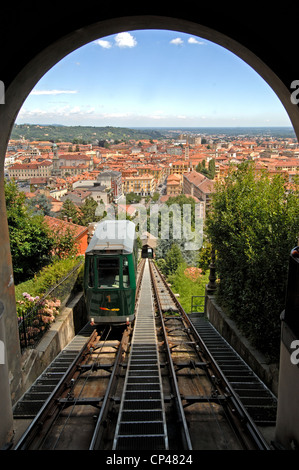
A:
51;143;61;176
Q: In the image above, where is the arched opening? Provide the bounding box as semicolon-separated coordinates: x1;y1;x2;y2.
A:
1;15;299;449
2;16;299;152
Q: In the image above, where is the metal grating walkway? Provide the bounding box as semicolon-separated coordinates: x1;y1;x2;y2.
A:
189;313;277;426
113;259;169;450
13;323;96;419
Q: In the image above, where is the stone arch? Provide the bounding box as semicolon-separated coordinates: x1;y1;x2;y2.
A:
1;13;298;448
2;16;299;157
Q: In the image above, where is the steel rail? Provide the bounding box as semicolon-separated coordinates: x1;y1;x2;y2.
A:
91;257;147;450
15;258;146;451
150;260;271;451
14;329;99;450
149;260;193;451
89;326;131;449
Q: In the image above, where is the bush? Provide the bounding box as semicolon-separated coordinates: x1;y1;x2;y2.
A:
15;256;83;301
5;179;54;283
17;293;61;348
167;262;209;313
205;162;299;362
16;256;84;349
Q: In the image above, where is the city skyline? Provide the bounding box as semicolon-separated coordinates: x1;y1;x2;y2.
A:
16;29;292;128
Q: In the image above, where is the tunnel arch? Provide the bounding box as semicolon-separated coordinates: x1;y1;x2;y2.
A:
2;15;299;158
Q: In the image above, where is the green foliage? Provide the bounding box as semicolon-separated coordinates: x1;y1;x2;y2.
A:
5;179;54;283
60;198;80;224
78;197;102;226
5;180;84;283
154;194;202;266
125;192;142;204
51;226;79;259
151;192;160;203
14;256;82;301
196;241;212;274
196;158;215;179
11;124;164;143
205;161;299;361
156;258;166;272
60;196;103;227
162;243;184;276
167;263;209;313
26;193;53;216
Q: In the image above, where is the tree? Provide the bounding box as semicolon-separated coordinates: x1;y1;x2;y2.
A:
26;193;52;216
78;197;101;226
205;161;299;361
5;180;54;283
125;192;142;204
60;198;79;224
164;243;184;275
196;158;215;179
151;192;160;203
208;158;216;179
51;226;79;259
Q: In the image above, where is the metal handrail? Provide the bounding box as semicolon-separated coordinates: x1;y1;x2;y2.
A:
17;259;84;352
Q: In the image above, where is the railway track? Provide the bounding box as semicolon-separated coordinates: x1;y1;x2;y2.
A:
13;258;275;451
150;261;276;449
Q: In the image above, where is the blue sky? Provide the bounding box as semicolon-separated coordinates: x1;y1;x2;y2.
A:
16;29;292;128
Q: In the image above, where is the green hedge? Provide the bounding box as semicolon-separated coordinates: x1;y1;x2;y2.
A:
205;162;299;362
15;256;84;302
167;262;209;313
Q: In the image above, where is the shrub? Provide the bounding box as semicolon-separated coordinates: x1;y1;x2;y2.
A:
167;262;209;313
205;162;299;362
17;292;61;348
15;256;83;301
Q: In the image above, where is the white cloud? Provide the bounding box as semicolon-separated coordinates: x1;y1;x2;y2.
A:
115;32;137;48
18;104;95;120
188;37;205;45
30;89;78;95
94;39;112;49
170;38;184;46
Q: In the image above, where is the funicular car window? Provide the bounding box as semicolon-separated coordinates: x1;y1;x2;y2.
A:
123;257;130;288
88;257;94;287
97;257;120;288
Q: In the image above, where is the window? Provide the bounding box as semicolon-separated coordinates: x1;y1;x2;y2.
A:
88;257;94;287
97;257;119;288
123;258;130;288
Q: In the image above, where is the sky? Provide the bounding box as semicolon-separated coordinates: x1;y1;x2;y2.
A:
16;29;292;128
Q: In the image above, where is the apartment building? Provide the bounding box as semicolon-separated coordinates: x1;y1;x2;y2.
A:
96;170;122;201
166;174;182;196
122;174;156;196
8;161;53;180
183;170;215;214
168;160;190;175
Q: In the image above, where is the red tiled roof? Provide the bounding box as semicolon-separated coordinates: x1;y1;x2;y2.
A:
44;215;88;238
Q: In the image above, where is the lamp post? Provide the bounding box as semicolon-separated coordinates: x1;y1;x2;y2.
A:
206;246;217;294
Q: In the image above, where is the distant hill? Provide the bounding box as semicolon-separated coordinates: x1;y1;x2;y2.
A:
10;124;164;144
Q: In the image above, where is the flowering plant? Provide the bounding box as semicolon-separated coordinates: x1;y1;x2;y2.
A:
184;266;202;281
17;292;61;347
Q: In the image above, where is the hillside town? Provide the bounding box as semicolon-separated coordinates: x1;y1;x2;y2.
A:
5;129;299;247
